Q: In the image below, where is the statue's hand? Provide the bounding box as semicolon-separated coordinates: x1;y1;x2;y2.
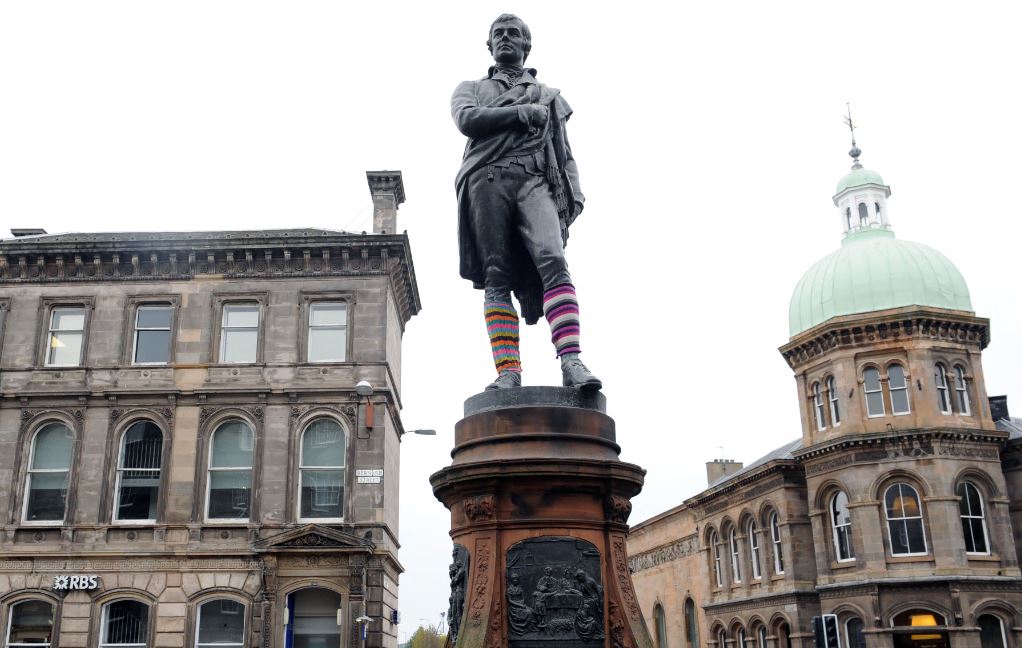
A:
521;104;549;129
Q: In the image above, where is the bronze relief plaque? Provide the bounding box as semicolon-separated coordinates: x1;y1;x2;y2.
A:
506;537;604;646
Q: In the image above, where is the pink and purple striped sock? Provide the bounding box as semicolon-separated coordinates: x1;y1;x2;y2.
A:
543;283;581;357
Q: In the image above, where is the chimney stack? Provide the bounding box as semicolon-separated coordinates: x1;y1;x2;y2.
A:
706;459;743;486
366;171;405;234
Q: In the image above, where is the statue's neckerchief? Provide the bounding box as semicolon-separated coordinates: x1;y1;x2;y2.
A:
491;64;528;86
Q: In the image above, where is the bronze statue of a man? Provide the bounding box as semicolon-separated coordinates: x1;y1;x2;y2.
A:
452;14;601;391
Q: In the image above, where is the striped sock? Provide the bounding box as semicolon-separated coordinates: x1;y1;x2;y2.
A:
543;283;581;357
485;301;522;373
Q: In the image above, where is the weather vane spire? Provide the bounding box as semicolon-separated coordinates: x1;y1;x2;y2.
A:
844;103;862;168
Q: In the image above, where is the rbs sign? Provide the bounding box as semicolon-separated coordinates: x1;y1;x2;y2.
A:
53;575;100;590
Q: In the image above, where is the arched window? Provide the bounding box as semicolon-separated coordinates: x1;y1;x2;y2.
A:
863;367;885;417
777;623;792;648
935;364;951;414
206;420;254;521
748;520;762;579
196;599;245;648
719;629;728;648
710;530;723;587
845;207;853;230
978;614;1007;648
24;423;74;523
858;203;868;226
958;481;989;555
888;364;910;414
5;599;53;647
729;528;742;583
758;626;768;648
738;628;747;648
885;483;927;555
813;383;826;431
770;512;784;574
954;366;971;415
100;600;148;648
830;491;855;561
684;599;698;648
827;376;841;425
845;618;866;648
299;419;346;521
654;603;668;648
874;202;882;221
114;421;163;522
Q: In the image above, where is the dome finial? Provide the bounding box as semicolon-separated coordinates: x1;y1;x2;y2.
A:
844;103;862;169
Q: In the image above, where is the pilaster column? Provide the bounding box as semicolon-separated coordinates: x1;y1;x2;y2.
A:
925;496;965;569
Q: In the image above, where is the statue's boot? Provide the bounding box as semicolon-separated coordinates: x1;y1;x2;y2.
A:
561;356;602;391
486;369;522;390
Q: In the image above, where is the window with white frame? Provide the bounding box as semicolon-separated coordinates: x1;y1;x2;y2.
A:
978;615;1007;648
113;421;163;522
954;366;971;415
813;382;826;430
738;628;747;648
958;481;989;555
206;420;254;521
758;627;767;648
845;618;866;648
827;376;841;425
863;367;885;417
831;491;855;561
719;630;727;648
5;599;54;647
728;528;741;583
132;305;173;365
935;364;951;414
888;363;911;414
748;520;762;579
46;306;86;366
710;530;723;587
100;600;148;648
770;512;784;574
299;419;346;520
884;483;927;556
24;423;73;523
307;302;347;363
196;599;245;648
219;304;259;364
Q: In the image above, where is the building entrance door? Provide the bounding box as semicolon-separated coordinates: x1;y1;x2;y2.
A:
285;587;343;648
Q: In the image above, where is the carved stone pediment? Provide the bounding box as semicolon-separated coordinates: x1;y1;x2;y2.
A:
254;524;375;554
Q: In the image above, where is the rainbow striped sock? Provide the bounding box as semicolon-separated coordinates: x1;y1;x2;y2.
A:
485;301;522;373
543;283;581;357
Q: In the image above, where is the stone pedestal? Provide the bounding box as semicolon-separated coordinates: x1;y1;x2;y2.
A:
430;387;654;648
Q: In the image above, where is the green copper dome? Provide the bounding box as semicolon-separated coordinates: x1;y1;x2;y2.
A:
836;167;885;194
788;228;973;337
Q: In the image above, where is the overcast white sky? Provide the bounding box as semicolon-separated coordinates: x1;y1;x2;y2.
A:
2;1;1021;640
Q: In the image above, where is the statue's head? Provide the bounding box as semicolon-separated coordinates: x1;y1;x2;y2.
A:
543;567;552;575
487;14;531;64
510;572;520;584
575;569;585;582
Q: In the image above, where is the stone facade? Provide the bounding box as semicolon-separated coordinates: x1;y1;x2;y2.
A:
628;305;1022;648
0;173;419;647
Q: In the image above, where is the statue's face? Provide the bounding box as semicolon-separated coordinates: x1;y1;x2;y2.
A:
490;19;528;65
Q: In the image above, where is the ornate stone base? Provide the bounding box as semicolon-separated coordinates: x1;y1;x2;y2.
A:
430;388;654;648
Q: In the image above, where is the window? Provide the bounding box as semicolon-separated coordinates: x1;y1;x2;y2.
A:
654;604;668;648
299;419;346;520
858;203;868;226
684;599;698;648
863;367;885;417
885;483;927;555
845;618;866;648
132;305;173;365
5;599;53;647
888;364;910;414
813;382;826;431
758;627;768;648
958;482;989;554
729;528;741;583
206;421;254;521
196;599;245;648
114;421;163;522
738;628;747;648
954;366;971;415
978;615;1006;648
46;306;86;366
308;302;347;362
719;630;728;648
100;600;148;648
845;207;852;230
874;202;881;220
710;530;723;587
770;513;784;574
827;376;841;425
935;364;951;414
219;304;259;363
831;491;855;561
748;520;762;579
24;423;73;523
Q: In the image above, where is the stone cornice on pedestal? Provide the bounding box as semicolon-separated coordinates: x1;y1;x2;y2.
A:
779;306;989;370
0;229;421;326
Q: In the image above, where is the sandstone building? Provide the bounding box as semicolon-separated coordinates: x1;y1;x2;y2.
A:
627;148;1022;648
0;171;419;647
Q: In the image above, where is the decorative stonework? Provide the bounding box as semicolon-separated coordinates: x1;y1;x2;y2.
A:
628;534;698;574
289;403;357;428
464;495;496;522
604;495;632;524
19;407;85;433
469;542;491;627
